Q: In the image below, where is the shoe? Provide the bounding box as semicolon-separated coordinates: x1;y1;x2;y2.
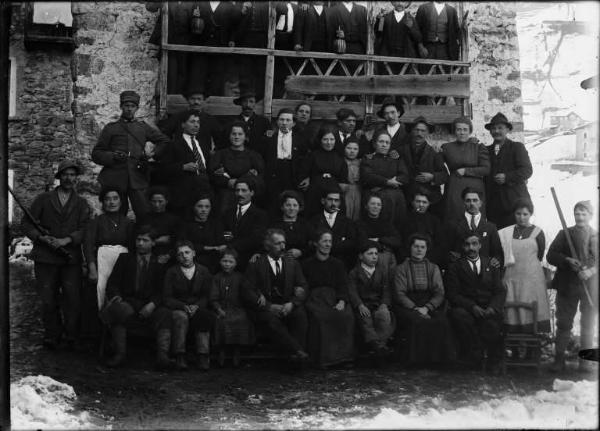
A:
232;348;241;368
175;354;188;371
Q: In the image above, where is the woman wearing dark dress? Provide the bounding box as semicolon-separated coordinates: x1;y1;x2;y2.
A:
299;125;349;217
360;130;410;225
84;187;134;310
356;193;402;278
138;186;181;264
177;195;227;274
302;229;355;368
269;190;315;261
209;121;266;215
209;248;255;368
441;117;491;221
393;233;456;366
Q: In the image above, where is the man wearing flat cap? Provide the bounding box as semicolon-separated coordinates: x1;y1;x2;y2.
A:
21;161;92;349
483;112;533;229
92;91;171;219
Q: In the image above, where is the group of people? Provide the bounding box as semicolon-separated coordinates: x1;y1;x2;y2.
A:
22;85;598;374
147;1;462;98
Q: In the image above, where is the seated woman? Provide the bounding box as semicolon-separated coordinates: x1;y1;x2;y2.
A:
163;241;216;371
393;233;456;366
210;248;255;368
348;241;395;358
302;229;355;368
84;187;134;310
356;193;402;278
138;186;181;264
269;190;315;261
360;130;410;225
499;199;551;338
209;121;265;215
177;194;226;274
299;125;349;217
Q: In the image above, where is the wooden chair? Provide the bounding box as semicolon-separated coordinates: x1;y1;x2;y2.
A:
501;301;543;374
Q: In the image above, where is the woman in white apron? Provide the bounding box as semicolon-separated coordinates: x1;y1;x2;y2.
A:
498;198;551;334
84;187;133;310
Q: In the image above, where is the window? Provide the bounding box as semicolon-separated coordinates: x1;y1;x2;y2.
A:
32;2;72;26
24;2;74;50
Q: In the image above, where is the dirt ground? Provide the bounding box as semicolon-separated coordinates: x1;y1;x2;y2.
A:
9;262;598;429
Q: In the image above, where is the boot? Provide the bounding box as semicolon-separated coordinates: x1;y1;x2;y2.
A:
550;330;570;372
195;332;210;371
155;329;173;371
106;325;127;368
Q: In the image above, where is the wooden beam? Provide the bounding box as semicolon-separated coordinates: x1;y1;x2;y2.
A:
285;74;470;97
271;99;365;120
263;2;276;120
159;2;169;120
162;43;471;67
364;2;375;118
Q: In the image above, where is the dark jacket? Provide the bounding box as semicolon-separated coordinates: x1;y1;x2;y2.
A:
148;2;195;45
163;263;213;310
356;216;402;253
360;152;410;189
223;203;268;264
445;256;506;313
21;188;91;265
225;113;272;152
334;130;371;158
348;263;391;309
402;139;448;204
445;215;504;267
376;10;422;57
233;1;287;47
195;1;238;47
374;124;409;155
293;4;333;51
157;111;223;146
485;139;533;220
106;252;166;306
92;118;170;190
329;2;368;52
243;254;308;310
415;2;460;61
259;129;310;188
309;211;357;264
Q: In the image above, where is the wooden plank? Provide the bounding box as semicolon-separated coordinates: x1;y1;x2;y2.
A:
199;96;265;116
159;2;169;120
285;74;470;97
162;43;471;67
263;1;276;119
271;99;365;120
401;104;463;123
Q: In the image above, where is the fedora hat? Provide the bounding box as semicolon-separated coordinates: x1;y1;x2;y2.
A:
233;90;258;106
484;112;513;131
406;116;434;133
377;97;405;119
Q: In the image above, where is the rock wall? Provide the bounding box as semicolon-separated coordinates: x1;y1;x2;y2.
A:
70;1;159;196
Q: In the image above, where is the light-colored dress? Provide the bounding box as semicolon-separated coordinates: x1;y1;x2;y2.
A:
500;225;551;332
344;158;361;221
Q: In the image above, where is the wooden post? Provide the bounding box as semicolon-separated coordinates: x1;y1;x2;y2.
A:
365;2;375;122
458;1;471;118
158;2;169;120
0;3;11;430
263;1;277;120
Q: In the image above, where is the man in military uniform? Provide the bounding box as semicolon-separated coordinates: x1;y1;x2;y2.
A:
92;91;171;219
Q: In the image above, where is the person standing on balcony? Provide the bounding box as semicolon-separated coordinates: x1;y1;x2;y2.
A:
376;2;428;61
329;1;368;55
483;113;533;230
415;1;460;61
274;2;300;98
188;1;238;97
293;1;332;82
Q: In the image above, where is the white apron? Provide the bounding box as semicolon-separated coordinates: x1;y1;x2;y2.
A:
96;245;128;308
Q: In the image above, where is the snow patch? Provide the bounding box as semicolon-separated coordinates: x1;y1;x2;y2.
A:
11;375;106;430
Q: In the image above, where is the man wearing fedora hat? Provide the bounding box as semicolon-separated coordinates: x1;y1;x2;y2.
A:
21;161;92;349
403;116;447;217
92;91;171;220
230;90;271;152
483;112;533;229
375;97;409;158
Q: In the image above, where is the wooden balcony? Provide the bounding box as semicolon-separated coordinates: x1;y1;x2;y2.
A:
159;2;471;124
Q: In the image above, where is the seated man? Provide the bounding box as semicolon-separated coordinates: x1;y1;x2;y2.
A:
309;187;358;269
445;187;503;269
223;179;268;271
348;241;395;358
445;233;506;373
101;225;172;369
243;229;310;364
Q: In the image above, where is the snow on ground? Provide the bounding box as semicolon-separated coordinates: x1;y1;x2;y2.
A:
255;379;598;430
11;375;106;430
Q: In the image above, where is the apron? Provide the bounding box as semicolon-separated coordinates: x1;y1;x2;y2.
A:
96;245;128;308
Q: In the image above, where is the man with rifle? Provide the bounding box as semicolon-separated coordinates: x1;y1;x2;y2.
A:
19;161;92;350
92;90;170;219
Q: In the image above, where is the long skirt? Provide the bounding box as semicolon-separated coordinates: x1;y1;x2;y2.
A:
343;183;361;221
213;307;256;346
96;245;128;309
306;287;355;367
443;175;485;221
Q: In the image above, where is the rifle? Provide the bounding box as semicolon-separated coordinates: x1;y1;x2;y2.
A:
8;185;73;261
550;187;594;309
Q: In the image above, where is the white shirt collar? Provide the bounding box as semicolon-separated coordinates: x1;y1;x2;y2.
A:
238;202;252;216
393;10;405;23
267;255;283;274
467;257;481;273
209;1;220;12
343;2;353;13
434;2;446;14
324;210;338;227
314;4;323;15
361;263;376;277
181;265;196;280
387;122;401;136
465;211;482;228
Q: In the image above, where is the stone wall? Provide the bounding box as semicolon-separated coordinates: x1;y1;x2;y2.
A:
70;1;159;196
8;4;77;212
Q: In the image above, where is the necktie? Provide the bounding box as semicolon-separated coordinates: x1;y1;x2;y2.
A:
471;260;478;275
494;144;500;156
191;137;205;170
470;214;477;231
275;260;281;277
236;205;243;223
137;257;148;291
